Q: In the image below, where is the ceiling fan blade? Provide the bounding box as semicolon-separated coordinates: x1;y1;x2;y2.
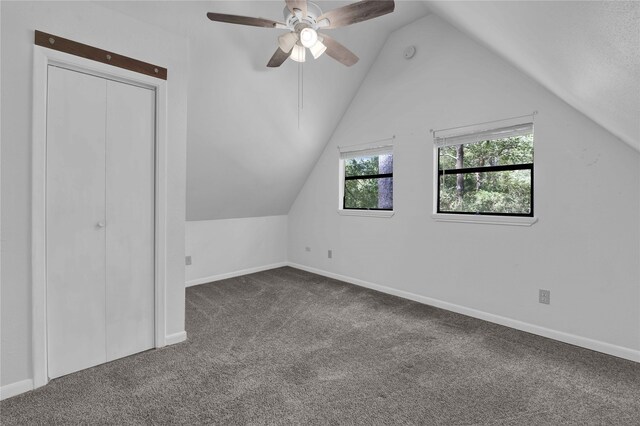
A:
267;47;292;68
285;0;307;18
278;32;299;53
317;0;395;29
319;34;359;67
207;12;285;29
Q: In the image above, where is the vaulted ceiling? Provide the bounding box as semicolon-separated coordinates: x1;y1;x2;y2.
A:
99;1;638;221
424;0;640;152
99;1;430;220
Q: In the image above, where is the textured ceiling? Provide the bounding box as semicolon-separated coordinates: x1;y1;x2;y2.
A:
425;0;640;152
99;1;429;220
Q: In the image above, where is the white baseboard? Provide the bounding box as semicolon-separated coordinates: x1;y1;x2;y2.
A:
288;262;640;363
2;333;186;401
165;331;187;346
0;379;34;401
185;262;287;287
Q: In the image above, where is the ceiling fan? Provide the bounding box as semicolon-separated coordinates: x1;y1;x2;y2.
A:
207;0;395;67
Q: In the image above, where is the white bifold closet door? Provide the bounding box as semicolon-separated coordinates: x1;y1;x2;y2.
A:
46;65;155;379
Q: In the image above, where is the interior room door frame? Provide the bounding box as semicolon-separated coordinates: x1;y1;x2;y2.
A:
31;45;169;389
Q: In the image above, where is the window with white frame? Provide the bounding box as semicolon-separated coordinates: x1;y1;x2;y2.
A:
434;122;534;217
339;145;393;211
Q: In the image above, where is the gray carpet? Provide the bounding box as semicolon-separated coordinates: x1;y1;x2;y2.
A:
2;267;639;425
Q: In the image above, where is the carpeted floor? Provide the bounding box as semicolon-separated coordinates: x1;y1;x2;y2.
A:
2;267;639;424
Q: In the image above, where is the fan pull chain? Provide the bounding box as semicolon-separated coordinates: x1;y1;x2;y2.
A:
297;60;304;129
297;61;300;129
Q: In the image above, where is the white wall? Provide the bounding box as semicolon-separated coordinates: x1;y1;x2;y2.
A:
185;216;287;287
288;15;640;359
1;1;189;390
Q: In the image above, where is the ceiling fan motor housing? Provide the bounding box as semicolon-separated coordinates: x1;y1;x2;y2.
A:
284;1;324;31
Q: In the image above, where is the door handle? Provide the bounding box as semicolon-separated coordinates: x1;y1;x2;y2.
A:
97;221;106;228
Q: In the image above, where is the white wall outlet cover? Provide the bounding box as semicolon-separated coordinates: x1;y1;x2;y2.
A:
539;289;550;304
404;45;416;59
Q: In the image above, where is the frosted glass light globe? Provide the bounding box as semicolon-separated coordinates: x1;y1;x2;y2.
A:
309;40;327;59
299;28;318;48
290;44;306;62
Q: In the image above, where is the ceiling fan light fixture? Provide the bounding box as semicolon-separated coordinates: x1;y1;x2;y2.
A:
290;44;306;62
299;27;318;48
309;40;327;59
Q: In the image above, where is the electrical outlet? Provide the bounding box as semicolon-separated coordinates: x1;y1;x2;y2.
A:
185;256;192;266
539;289;550;304
328;250;332;259
305;246;311;252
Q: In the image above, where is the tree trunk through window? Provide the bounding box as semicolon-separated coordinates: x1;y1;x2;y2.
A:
378;155;393;209
456;145;464;204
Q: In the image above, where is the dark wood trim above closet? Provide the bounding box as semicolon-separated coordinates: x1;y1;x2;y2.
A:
35;30;168;80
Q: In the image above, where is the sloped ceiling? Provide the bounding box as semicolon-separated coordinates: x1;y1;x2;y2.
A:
424;0;640;152
99;1;429;220
99;1;637;222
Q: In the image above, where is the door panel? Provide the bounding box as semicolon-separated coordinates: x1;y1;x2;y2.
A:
105;80;155;361
46;66;108;378
46;66;156;378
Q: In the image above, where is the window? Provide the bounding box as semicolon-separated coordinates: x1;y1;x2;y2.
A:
339;145;393;212
435;123;534;217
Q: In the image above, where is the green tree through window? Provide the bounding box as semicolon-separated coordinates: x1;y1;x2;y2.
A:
344;154;393;210
438;134;533;216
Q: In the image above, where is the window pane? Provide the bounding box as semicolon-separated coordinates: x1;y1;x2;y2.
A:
344;177;393;210
439;134;533;170
438;169;531;215
344;154;392;177
345;155;378;177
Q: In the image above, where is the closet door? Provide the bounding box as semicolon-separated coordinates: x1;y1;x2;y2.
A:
46;66;108;378
105;80;155;360
46;66;156;379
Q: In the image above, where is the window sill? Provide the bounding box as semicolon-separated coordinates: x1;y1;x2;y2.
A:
432;213;537;226
338;209;395;218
